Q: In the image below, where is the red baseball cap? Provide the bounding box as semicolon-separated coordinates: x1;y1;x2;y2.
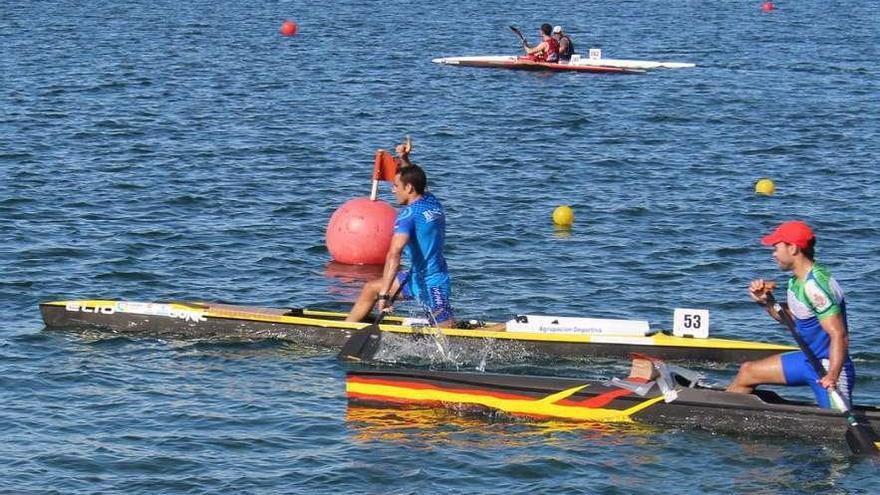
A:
760;220;815;249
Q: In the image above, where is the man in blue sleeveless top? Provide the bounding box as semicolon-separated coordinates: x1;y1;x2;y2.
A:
346;152;454;327
727;221;855;409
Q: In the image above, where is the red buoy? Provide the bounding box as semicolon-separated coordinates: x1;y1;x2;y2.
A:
280;20;297;36
326;197;397;265
761;1;774;12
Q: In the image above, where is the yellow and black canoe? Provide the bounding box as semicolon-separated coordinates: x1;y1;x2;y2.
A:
39;299;795;363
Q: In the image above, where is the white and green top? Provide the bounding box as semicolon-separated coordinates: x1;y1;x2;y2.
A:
786;263;848;359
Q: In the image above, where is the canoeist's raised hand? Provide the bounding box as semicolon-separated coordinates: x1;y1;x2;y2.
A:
394;136;412;157
748;279;776;305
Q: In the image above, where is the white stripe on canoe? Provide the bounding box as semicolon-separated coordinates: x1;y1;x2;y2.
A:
432;55;695;70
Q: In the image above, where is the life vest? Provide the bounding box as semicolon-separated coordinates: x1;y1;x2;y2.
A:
544;36;559;63
558;35;574;60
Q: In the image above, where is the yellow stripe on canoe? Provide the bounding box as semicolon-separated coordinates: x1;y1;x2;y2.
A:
346;380;666;422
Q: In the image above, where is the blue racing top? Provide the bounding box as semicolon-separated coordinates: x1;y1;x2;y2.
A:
394;192;450;297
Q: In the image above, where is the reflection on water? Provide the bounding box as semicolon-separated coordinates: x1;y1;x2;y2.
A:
553;225;573;240
344;402;877;490
324;261;384;282
678;438;873;492
345;404;659;449
323;261;383;300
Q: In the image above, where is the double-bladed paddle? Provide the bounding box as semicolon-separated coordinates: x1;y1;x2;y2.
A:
765;291;879;456
509;25;530;49
337;283;404;362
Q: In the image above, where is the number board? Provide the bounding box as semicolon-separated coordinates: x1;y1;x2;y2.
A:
672;308;710;338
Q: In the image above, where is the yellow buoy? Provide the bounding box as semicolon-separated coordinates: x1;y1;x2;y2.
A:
552;205;574;227
755;178;775;196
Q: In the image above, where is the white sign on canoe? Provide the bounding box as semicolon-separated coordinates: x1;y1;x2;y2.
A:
672;308;710;338
505;315;650;336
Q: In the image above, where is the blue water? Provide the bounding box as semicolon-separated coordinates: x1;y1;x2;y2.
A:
3;0;880;492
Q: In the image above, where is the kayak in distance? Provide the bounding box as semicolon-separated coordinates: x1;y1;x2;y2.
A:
346;358;880;449
40;299;794;363
432;50;696;73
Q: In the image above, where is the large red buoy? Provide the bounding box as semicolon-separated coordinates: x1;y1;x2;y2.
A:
761;1;774;13
325;197;397;265
280;20;297;36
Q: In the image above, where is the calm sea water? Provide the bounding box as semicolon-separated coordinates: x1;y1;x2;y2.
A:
2;0;880;493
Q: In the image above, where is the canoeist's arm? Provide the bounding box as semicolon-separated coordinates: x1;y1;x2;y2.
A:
559;37;571;54
818;313;849;389
378;233;408;311
526;41;547;56
750;279;786;323
395;144;412;168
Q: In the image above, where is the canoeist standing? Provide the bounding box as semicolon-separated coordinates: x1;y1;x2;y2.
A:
727;221;855;409
552;26;575;62
346;144;455;328
523;23;559;63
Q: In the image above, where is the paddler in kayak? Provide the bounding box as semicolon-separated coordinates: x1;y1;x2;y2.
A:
522;23;559;63
552;26;575;62
346;143;455;328
727;221;855;409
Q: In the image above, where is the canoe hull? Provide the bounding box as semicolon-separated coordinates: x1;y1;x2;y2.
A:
347;368;880;444
39;300;795;363
432;55;695;72
431;56;641;73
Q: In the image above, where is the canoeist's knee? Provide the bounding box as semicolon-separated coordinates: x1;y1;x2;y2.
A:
735;361;761;383
363;278;383;295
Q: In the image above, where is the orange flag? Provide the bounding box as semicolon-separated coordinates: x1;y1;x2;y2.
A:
372;150;398;182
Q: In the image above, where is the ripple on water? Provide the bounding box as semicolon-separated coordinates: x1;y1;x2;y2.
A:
3;0;880;493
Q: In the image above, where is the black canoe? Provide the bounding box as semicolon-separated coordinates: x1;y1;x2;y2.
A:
347;367;880;446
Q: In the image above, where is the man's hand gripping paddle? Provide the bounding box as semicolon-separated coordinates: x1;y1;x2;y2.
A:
761;285;879;456
337;283;405;362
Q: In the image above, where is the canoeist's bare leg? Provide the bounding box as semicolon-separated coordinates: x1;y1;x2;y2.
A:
346;278;401;322
726;354;785;394
435;318;455;329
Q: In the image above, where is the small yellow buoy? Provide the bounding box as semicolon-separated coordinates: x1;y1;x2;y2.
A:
552;205;574;227
755;178;775;196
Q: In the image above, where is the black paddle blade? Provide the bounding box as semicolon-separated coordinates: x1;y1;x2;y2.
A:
508;25;529;48
337;324;383;362
844;421;880;456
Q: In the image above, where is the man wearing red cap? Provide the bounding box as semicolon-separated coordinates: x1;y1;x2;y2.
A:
727;221;855;409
